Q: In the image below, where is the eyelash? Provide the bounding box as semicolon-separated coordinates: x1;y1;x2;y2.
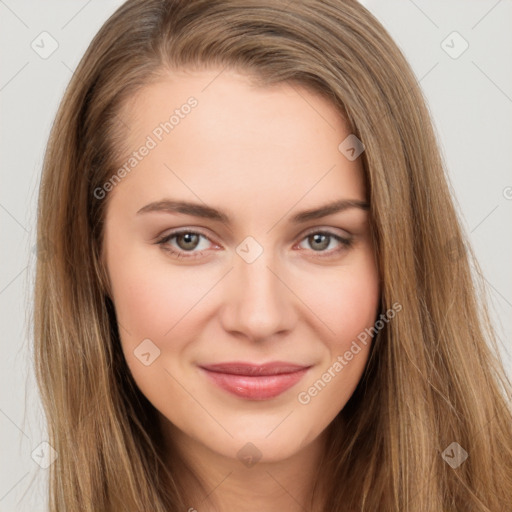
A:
155;228;353;260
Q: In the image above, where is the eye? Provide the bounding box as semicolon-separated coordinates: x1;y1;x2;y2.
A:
155;228;353;260
156;229;215;259
296;230;353;258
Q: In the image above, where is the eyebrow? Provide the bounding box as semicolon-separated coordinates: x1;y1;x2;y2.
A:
136;198;369;224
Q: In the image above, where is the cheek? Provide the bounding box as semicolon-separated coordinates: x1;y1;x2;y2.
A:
106;252;205;411
107;249;210;341
107;250;225;403
292;253;379;414
294;252;380;351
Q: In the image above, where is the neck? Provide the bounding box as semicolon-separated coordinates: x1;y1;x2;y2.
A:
160;416;330;512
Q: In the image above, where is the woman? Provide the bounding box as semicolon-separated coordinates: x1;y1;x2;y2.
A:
34;0;512;510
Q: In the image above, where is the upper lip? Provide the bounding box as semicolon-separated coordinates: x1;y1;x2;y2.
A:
199;361;311;376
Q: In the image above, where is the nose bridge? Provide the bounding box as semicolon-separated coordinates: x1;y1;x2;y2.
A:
220;241;294;340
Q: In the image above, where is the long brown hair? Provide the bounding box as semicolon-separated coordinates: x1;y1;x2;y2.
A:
34;0;512;510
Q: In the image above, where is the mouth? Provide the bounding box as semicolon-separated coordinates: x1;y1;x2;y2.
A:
198;361;312;400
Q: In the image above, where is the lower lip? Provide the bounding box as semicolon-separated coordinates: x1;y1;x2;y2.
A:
200;367;310;400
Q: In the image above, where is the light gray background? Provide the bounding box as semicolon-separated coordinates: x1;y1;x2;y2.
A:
1;1;511;510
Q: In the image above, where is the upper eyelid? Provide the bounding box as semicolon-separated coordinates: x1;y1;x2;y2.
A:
160;228;217;245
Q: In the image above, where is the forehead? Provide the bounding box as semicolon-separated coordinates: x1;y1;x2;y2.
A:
109;68;366;217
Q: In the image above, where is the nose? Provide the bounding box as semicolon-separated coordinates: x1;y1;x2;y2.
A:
219;249;297;343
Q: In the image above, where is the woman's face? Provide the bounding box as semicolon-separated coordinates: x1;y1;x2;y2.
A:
102;68;379;464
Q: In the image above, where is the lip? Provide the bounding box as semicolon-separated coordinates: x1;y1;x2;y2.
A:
199;361;312;400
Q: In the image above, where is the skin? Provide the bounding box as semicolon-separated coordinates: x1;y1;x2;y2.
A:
102;68;380;512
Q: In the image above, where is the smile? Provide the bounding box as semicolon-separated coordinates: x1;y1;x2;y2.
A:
199;362;312;400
